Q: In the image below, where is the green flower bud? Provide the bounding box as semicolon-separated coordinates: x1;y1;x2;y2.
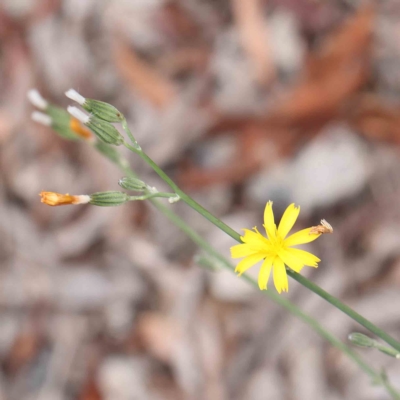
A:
66;89;124;122
118;177;147;192
89;191;130;207
348;333;374;348
83;99;124;122
87;117;124;145
67;106;124;146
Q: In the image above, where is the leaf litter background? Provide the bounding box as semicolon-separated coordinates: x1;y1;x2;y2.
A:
1;0;400;399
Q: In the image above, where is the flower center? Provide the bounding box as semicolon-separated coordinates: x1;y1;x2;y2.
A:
270;233;286;255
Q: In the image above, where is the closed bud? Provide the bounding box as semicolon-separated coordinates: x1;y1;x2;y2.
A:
87;117;124;145
349;332;400;358
84;99;124;122
68;107;124;146
348;333;374;348
66;89;124;122
89;191;130;207
118;177;147;192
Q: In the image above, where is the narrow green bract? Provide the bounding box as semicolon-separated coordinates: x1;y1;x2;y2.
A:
83;99;124;122
349;333;375;348
87;117;124;145
90;191;130;206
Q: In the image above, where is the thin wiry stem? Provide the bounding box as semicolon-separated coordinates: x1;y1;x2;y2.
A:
122;138;400;355
100;144;399;399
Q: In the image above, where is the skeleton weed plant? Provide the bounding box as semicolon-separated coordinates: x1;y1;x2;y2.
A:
28;89;400;398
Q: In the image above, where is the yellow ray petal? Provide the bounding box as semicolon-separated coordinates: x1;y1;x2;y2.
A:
263;201;277;239
287;248;320;267
231;243;260;259
284;228;321;247
278;248;304;272
235;253;265;275
277;203;300;239
258;257;273;290
241;228;269;245
273;257;288;293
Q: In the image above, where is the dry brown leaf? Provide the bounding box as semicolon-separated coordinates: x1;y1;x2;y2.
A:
232;0;275;85
4;329;44;375
270;5;374;127
136;312;181;364
78;378;103;400
113;39;176;109
347;95;400;144
178;123;267;189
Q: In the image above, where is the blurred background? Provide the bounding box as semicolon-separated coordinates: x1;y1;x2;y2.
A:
1;0;400;399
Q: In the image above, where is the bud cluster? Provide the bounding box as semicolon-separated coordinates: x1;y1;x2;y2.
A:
66;89;124;123
66;89;126;146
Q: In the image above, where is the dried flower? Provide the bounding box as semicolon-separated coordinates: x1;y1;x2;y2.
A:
231;201;323;293
40;192;90;206
309;219;333;234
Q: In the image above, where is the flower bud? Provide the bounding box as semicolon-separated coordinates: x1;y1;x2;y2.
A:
66;89;124;122
67;106;124;145
118;177;147;192
349;332;400;358
348;333;374;348
87;118;124;146
89;191;130;207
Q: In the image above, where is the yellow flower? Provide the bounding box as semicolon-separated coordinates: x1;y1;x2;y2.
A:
231;201;324;293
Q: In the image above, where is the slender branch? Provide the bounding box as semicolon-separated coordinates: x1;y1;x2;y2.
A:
123;141;241;240
122;140;400;354
129;192;177;201
109;149;400;398
287;270;400;353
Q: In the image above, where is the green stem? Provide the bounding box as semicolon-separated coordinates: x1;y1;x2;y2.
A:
287;270;400;353
129;192;177;201
123;142;241;240
101;147;400;398
122;141;400;354
121;119;140;149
